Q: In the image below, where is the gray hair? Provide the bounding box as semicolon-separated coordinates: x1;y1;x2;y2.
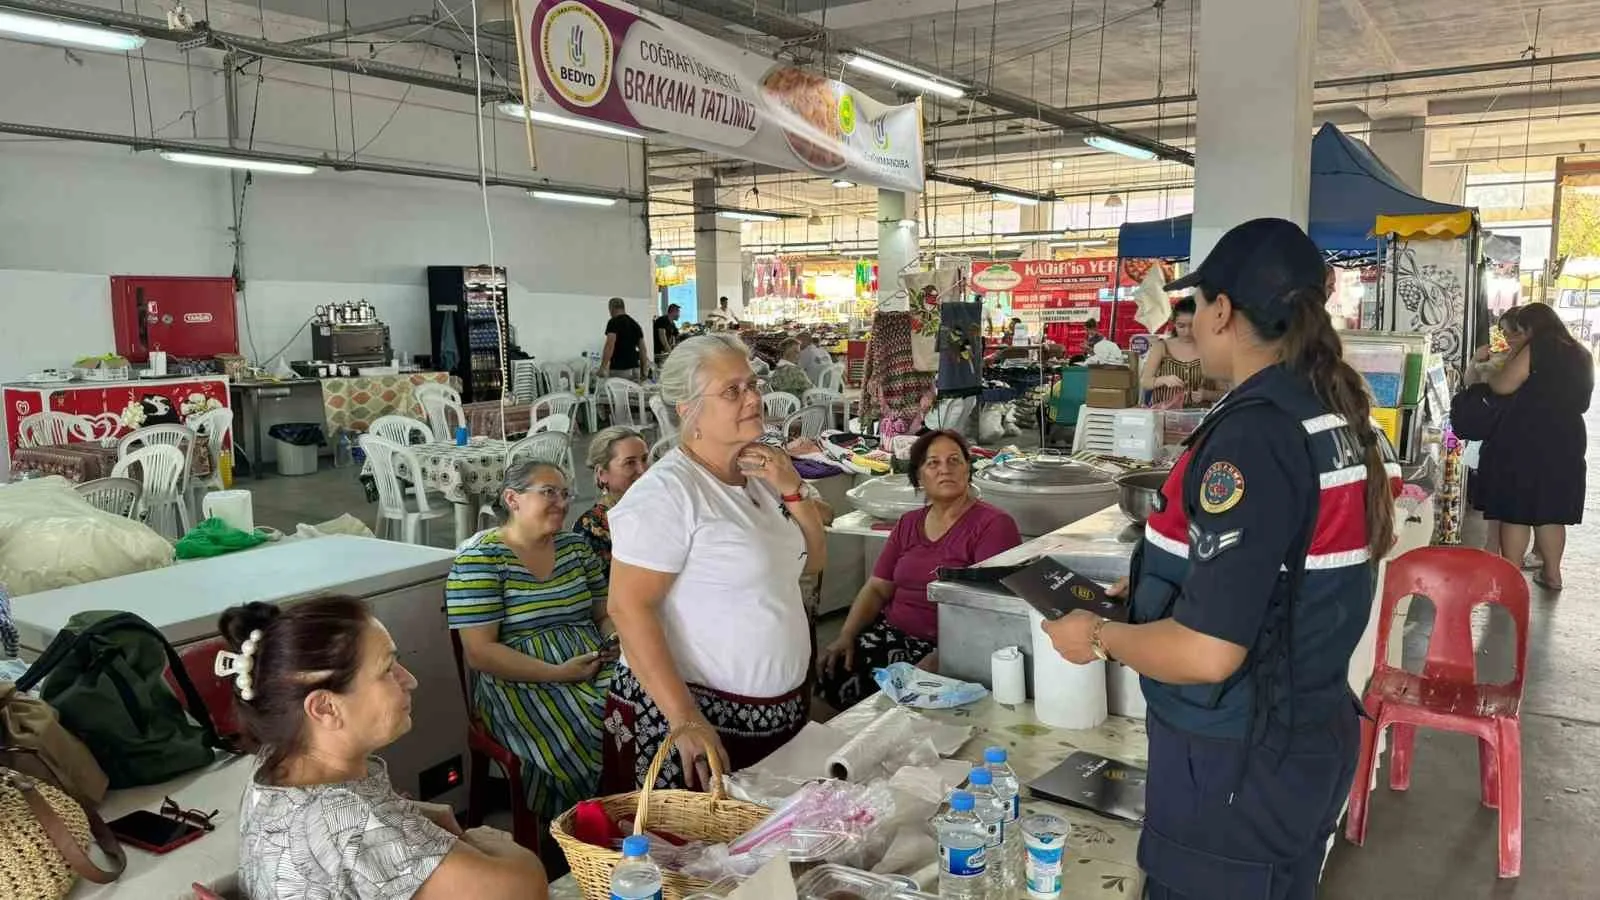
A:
608;297;626;313
585;426;643;472
501;458;566;495
658;333;748;432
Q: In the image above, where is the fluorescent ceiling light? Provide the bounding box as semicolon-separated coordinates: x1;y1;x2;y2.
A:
991;191;1040;206
846;54;964;99
897;218;917;228
1084;134;1159;161
831;179;856;189
1010;230;1063;241
528;190;617;206
842;249;877;256
0;10;146;51
159;151;316;175
718;210;780;222
497;102;643;140
1050;238;1111;248
1051;160;1066;170
779;242;834;251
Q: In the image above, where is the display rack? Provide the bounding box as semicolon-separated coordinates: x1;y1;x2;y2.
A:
427;265;508;403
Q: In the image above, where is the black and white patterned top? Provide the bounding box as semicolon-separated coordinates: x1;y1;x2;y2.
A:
239;757;456;900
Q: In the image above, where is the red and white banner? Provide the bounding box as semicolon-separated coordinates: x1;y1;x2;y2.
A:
970;258;1136;312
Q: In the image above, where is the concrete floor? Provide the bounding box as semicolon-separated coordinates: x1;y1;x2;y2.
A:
244;402;1600;897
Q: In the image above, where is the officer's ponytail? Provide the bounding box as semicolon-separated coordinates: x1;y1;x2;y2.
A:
1275;289;1395;560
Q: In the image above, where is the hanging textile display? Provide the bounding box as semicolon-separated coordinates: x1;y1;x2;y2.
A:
902;268;960;372
860;309;936;443
936;301;983;397
1386;238;1471;376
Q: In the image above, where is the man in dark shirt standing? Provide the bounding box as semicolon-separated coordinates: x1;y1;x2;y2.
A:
653;303;681;358
601;297;649;380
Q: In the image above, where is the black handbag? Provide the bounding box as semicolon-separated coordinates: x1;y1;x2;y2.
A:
1450;383;1508;441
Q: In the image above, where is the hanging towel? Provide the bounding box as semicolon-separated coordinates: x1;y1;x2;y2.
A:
862;309;936;443
936;301;984;397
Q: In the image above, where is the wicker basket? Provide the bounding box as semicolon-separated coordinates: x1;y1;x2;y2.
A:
550;723;770;900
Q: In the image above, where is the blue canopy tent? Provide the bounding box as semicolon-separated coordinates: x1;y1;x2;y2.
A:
1116;123;1471;258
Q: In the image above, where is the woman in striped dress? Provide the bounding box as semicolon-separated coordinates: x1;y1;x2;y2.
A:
447;460;613;822
1140;297;1217;408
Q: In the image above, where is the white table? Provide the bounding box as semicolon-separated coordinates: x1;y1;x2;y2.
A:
74;757;253;899
820;509;895;615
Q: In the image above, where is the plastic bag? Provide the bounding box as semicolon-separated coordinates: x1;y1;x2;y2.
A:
267;422;325;446
0;477;174;594
174;516;269;559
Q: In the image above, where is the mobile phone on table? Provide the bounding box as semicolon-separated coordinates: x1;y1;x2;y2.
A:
108;810;208;855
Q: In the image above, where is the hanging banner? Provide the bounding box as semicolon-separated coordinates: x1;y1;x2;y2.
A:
970;258;1135;311
520;0;925;192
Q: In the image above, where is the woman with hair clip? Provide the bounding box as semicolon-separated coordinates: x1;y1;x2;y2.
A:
225;597;547;900
1042;219;1401;900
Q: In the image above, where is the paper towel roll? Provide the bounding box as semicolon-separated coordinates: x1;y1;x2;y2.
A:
149;351;168;377
1106;661;1146;719
991;645;1026;706
1027;609;1108;730
202;490;255;533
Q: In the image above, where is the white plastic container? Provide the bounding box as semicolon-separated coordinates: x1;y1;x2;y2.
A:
274;440;319;476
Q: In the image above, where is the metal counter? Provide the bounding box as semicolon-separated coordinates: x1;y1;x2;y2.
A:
931;502;1138;686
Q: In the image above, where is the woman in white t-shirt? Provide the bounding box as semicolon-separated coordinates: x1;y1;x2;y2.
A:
602;334;829;792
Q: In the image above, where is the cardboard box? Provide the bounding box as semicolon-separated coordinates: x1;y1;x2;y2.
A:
1086;386;1135;409
1088;360;1139;391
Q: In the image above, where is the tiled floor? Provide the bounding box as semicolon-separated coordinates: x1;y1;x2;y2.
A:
243;401;1600;897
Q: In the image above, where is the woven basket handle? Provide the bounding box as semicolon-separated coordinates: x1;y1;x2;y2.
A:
7;772;126;884
634;721;727;835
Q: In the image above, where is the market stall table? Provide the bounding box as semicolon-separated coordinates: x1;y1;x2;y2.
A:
546;694;1147;899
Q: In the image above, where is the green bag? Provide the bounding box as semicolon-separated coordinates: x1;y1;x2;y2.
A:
174;517;269;560
16;612;226;789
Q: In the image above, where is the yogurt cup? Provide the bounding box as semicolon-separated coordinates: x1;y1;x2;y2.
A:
1021;812;1069;898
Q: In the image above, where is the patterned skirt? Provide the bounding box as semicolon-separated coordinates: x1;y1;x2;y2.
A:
601;665;808;793
814;617;935;711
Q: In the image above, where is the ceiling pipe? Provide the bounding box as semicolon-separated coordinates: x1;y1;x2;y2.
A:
286;14;438;46
658;0;1193;166
0;120;645;201
0;0;515;101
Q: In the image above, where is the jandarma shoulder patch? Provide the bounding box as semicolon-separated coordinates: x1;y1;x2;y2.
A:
1199;460;1244;514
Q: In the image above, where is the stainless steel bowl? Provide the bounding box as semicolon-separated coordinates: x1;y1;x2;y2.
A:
1115;469;1171;524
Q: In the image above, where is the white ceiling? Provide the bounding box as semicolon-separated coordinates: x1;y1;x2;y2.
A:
250;0;1600;238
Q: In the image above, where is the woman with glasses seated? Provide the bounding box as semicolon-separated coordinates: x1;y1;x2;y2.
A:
448;460;614;822
602;334;829;792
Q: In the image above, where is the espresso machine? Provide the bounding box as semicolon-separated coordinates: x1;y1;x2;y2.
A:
310;301;392;371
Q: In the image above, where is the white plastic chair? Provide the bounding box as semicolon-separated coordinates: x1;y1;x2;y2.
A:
75;477;142;519
648;395;679;441
370;414;435;446
17;412;95;448
120;424;198;523
649;435;677;463
763;392;801;421
531;392;581;428
506;432;574;480
803;389;851;431
414;382;464;440
111;444;189;539
781;405;831;440
817;362;846;394
359;434;450;545
509;359;544;404
185;407;235;518
530;414;572;435
539;361;598;432
604;378;654;435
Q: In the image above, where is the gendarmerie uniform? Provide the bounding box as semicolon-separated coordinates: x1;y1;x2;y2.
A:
1128;219;1402;899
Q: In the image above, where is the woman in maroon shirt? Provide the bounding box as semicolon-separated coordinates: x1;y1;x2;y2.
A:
815;430;1022;712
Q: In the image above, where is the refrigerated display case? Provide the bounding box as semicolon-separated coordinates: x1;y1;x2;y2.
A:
427;265;507;403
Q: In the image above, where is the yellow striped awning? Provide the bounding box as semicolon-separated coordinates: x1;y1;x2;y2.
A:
1374;211;1475;240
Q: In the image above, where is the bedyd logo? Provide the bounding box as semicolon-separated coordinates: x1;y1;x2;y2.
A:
541;1;611;107
870;113;890;151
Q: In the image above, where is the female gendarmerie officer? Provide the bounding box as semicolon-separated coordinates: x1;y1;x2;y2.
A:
1044;218;1400;899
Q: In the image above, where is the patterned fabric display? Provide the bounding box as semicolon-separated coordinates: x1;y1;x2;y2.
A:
446;531;610;820
936;301;984;397
860;310;936;443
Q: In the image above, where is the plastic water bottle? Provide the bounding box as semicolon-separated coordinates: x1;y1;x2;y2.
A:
938;791;989;899
986;746;1025;894
610;835;662;900
968;768;1008;896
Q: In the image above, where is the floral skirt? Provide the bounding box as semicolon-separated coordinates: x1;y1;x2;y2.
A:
814;617;935;711
601;665;807;793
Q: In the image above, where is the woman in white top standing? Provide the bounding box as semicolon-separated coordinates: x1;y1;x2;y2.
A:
603;334;828;791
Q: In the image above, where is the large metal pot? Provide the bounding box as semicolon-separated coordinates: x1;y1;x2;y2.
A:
845;474;982;521
1115;469;1171;524
971;451;1119;536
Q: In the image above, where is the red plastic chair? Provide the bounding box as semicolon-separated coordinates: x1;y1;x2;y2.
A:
1344;546;1528;878
166;636;243;740
449;630;541;853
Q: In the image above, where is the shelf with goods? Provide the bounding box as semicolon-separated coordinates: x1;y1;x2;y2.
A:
428;265;509;403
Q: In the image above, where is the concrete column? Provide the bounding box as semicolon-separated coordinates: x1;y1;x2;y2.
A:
1191;0;1317;261
1368;117;1427;193
1423;164;1467;206
693;178;744;321
1018;204;1053;259
877;189;920;308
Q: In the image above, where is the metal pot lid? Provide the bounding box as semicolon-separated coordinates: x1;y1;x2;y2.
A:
975;453;1112;488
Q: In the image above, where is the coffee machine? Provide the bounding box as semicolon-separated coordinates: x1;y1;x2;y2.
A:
311;301;392;369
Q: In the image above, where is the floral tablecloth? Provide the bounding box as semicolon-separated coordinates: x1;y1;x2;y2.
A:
548;695;1146;899
365;439;512;504
462;400;532;440
321;372;450;434
11;436;212;484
